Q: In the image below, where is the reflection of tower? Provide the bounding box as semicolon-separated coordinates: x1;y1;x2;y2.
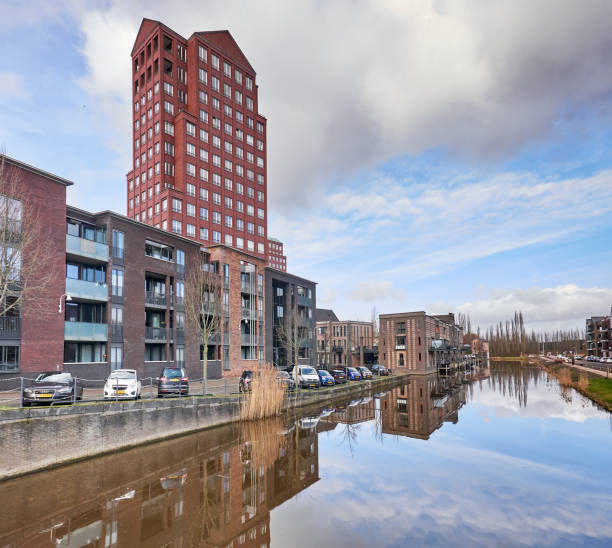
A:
381;377;467;440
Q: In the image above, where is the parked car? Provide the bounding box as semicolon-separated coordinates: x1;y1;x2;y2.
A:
22;372;83;406
276;370;295;391
358;366;373;380
346;367;362;381
239;370;254;393
371;364;389;376
330;369;347;384
104;369;141;400
318;369;335;387
157;367;189;397
293;366;321;389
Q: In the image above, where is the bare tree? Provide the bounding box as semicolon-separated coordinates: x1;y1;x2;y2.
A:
184;253;222;395
0;156;56;323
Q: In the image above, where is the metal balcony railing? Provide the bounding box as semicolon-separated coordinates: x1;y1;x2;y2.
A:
0;316;21;339
145;291;167;306
145;326;168;341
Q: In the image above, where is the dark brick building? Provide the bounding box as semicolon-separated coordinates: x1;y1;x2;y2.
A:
267;237;286;271
127;19;268;263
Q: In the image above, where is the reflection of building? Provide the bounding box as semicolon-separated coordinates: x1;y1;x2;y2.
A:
0;419;320;548
470;338;490;359
379;311;463;374
586;309;611;358
381;377;466;440
324;399;376;425
315;312;376;369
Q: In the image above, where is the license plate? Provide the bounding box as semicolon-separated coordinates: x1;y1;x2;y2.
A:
310;384;316;388
37;394;52;398
117;390;126;394
171;379;179;382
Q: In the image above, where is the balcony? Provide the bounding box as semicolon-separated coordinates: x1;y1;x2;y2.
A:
145;291;167;307
66;234;109;262
173;295;184;308
332;346;343;353
64;321;107;341
297;294;311;307
175;328;185;343
241;334;257;345
66;278;109;302
241;280;256;293
145;326;168;341
0;316;21;339
241;308;256;320
201;333;221;345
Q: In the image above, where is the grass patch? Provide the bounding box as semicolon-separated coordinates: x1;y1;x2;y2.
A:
588;378;612;405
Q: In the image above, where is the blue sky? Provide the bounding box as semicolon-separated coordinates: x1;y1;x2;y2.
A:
1;0;611;331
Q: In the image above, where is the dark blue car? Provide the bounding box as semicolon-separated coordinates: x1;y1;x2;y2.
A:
318;369;335;386
347;367;362;381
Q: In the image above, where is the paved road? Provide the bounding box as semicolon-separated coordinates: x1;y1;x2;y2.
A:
539;356;611;377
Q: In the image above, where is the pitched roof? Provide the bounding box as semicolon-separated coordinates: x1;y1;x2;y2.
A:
315;308;339;323
195;30;255;74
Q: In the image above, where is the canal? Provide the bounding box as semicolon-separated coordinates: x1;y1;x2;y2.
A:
1;362;611;547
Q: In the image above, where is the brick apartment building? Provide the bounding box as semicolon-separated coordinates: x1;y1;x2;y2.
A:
315;311;375;369
267;237;286;271
586;308;611;358
127;19;268;261
379;311;463;374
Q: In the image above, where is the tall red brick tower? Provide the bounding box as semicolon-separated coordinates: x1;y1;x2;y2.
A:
127;19;267;260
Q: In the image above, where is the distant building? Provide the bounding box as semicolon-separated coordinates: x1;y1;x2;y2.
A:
315;308;339;323
379;311;463;374
470;338;490;358
267;237;287;271
315;318;375;369
586;308;611;358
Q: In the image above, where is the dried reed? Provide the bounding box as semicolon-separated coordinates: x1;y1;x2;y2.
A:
240;416;288;470
240;363;285;421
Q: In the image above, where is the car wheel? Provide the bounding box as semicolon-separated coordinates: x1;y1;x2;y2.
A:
22;402;30;407
158;394;163;398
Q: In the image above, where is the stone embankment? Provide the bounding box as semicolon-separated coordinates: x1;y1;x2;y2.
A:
0;374;408;480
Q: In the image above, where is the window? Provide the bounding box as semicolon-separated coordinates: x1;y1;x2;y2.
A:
212;97;220;110
199;89;208;104
246;76;253;90
211;54;219;70
225;196;232;209
164;162;174;176
200;207;208;220
198;45;207;62
213;211;221;224
212;116;221;130
225;215;232;227
112;230;124;258
212;173;221;186
235;110;243;123
236;165;244;177
224;159;232;172
256;157;264;168
200;188;209;201
186;122;196;136
186;143;195;156
223;83;231;98
246;97;253;111
186;223;195;237
200;168;209;181
236;218;244;230
224;122;232;135
200;227;209;240
224;104;232;117
236;183;244;195
247;221;254;234
213;192;221;205
247;240;254;252
257;242;264;254
224;178;232;191
198;68;207;84
235;69;242;84
213;154;221;167
112;269;123;296
186;183;195;197
257;208;264;219
246;117;254;129
164;100;174;114
247;205;254;216
186;163;196;177
212;135;221;149
172;220;182;234
163;81;173;96
162;198;167;211
146;240;174;261
200;128;209;142
212;231;221;243
257;173;264;185
257;225;264;236
257;122;264;134
164;121;174;135
236;237;244;249
225;234;233;246
186;203;195;217
172;198;182;213
200;110;208;123
211;76;219;91
257;191;264;202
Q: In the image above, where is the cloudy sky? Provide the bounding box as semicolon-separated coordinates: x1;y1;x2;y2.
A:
1;0;611;331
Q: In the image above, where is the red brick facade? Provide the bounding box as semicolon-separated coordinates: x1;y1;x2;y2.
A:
127;19;268;263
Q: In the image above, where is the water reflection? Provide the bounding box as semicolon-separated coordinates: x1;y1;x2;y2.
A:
1;364;612;547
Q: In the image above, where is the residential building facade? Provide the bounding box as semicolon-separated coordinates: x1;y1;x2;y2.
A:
264;269;316;369
379;311;463;374
267;237;286;271
315;318;375;369
127;19;268;262
586;309;611;358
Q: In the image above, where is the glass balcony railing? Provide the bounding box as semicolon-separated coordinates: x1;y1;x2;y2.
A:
66;234;109;261
66;278;109;301
64;321;108;341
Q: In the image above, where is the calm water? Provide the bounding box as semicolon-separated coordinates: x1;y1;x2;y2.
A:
2;363;612;547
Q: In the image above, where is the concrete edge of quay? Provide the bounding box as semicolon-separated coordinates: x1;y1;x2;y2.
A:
0;374;410;481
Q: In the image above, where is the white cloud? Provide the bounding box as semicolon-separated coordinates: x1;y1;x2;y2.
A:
348;280;404;302
0;72;26;100
453;284;612;330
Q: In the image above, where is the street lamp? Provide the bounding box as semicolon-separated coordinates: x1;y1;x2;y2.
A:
58;293;72;314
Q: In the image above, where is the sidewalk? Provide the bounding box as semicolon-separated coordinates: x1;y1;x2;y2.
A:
537;357;610;378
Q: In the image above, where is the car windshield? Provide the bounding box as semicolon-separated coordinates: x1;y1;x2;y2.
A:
301;367;316;375
109;370;136;379
348;368;359;373
35;373;71;384
319;371;331;377
277;371;289;378
243;371;253;378
163;369;183;378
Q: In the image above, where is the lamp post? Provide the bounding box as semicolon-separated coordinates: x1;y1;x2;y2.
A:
58;293;72;314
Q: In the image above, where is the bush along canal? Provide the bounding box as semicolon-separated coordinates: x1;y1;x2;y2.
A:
0;373;408;480
1;362;612;547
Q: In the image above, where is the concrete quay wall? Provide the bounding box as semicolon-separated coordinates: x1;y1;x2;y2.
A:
0;374;409;480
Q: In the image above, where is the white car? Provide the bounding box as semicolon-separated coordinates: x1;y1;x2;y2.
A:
104;369;142;400
292;366;321;389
